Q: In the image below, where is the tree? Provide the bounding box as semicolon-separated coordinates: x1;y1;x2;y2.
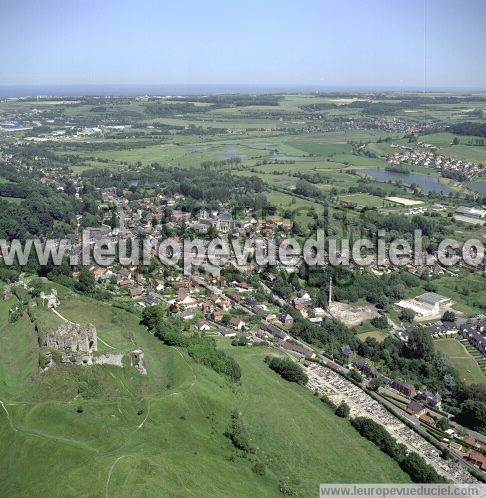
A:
368;378;383;391
441;448;451;460
405;328;434;360
376;295;390;311
30;278;45;298
110;209;118;229
141;305;164;330
459;400;486;432
442;310;456;322
436;417;450;431
266;357;308;385
75;268;95;294
399;308;416;323
371;316;389;329
399;452;446;483
335;401;350;418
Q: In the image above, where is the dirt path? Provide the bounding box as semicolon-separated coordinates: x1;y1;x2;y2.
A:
105;455;127;498
52;308;73;323
0;400;16;432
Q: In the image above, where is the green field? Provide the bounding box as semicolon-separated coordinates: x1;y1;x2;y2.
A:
433;273;486;317
0;196;23;205
338;193;388;208
434;338;485;385
357;330;390;343
0;283;409;497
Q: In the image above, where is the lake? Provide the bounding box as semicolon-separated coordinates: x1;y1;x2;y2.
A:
468;182;486;195
364;168;453;196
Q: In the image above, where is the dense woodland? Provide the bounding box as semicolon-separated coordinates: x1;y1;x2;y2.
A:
451;122;486;139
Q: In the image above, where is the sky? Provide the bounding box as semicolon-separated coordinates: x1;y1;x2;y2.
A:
1;0;485;89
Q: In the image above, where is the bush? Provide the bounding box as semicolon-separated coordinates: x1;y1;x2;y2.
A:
399;452;446;483
368;378;383;391
351;417;400;459
156;327;188;347
371;316;389;329
349;370;363;383
266;357;308;385
252;462;266;475
442;310;456;322
335;401;350;418
187;337;241;381
399;308;416;323
231;336;249;347
39;353;49;369
351;417;446;483
320;394;335;408
278;480;297;496
436;417;449;431
225;410;254;453
8;305;21;323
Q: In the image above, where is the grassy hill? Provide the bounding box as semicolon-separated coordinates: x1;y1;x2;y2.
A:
0;282;409;497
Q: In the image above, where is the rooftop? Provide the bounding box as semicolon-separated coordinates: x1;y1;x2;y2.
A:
416;292;450;306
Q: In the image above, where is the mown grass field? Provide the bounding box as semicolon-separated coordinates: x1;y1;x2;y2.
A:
434;338;485;386
0;283;409;497
357;330;390;343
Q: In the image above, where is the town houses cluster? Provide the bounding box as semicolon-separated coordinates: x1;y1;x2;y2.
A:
387;145;486;179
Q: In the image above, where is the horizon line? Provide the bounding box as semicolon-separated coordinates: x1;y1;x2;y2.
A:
1;83;486;98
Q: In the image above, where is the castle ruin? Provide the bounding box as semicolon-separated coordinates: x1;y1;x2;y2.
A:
38;322;98;354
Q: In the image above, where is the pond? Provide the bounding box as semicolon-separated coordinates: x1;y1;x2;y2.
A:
213;145;247;161
363;168;453;196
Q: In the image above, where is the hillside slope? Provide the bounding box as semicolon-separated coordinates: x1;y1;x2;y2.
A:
0;283;409;497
